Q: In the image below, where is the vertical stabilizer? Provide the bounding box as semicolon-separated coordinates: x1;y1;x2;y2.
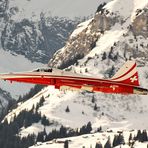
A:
111;61;139;86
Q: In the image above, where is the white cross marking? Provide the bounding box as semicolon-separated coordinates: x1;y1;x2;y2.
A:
130;76;138;83
110;85;118;91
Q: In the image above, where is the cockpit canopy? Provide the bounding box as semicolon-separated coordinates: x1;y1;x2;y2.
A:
33;68;52;72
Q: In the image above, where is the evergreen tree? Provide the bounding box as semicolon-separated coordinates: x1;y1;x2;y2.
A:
80;125;87;135
117;133;125;145
36;132;44;142
111;133;125;147
43;127;47;137
113;135;118;147
65;106;70;112
91;96;95;103
104;137;111;148
142;130;148;142
86;122;92;133
64;140;69;148
96;3;106;13
94;103;98;111
18;85;44;102
114;52;119;61
136;130;142;142
95;142;103;148
30;104;35;112
108;47;114;59
108;66;115;78
60;125;67;138
129;133;132;141
41;115;50;126
32;111;41;123
97;126;102;132
102;52;107;60
82;111;84;115
128;133;133;146
39;96;45;106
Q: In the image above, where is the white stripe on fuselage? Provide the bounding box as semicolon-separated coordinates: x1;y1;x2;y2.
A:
111;61;136;79
111;68;137;82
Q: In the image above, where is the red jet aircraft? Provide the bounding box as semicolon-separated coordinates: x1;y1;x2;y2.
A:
0;61;148;95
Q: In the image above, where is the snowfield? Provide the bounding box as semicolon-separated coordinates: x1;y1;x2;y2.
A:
104;0;148;21
4;84;148;137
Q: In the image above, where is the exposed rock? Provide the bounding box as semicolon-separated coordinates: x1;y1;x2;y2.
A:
132;8;148;37
1;16;78;63
0;0;8;18
48;12;117;68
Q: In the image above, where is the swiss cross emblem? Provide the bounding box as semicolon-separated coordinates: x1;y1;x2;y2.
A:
110;85;118;91
130;76;138;83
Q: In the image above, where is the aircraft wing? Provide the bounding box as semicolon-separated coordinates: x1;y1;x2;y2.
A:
0;72;52;85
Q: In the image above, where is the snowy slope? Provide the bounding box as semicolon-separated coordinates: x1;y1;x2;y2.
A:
104;0;148;20
4;84;148;134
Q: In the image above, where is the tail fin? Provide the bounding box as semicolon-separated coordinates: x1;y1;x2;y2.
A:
111;61;140;86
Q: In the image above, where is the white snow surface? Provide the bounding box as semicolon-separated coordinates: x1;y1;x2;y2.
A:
104;0;148;21
9;0;112;21
86;23;127;58
0;48;44;98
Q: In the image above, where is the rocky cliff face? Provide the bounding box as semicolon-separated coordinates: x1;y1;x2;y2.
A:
49;18;100;68
49;3;148;69
48;8;121;68
0;0;8;18
132;8;148;37
1;16;78;63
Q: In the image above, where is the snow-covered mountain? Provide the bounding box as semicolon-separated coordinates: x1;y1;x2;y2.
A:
1;0;148;148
